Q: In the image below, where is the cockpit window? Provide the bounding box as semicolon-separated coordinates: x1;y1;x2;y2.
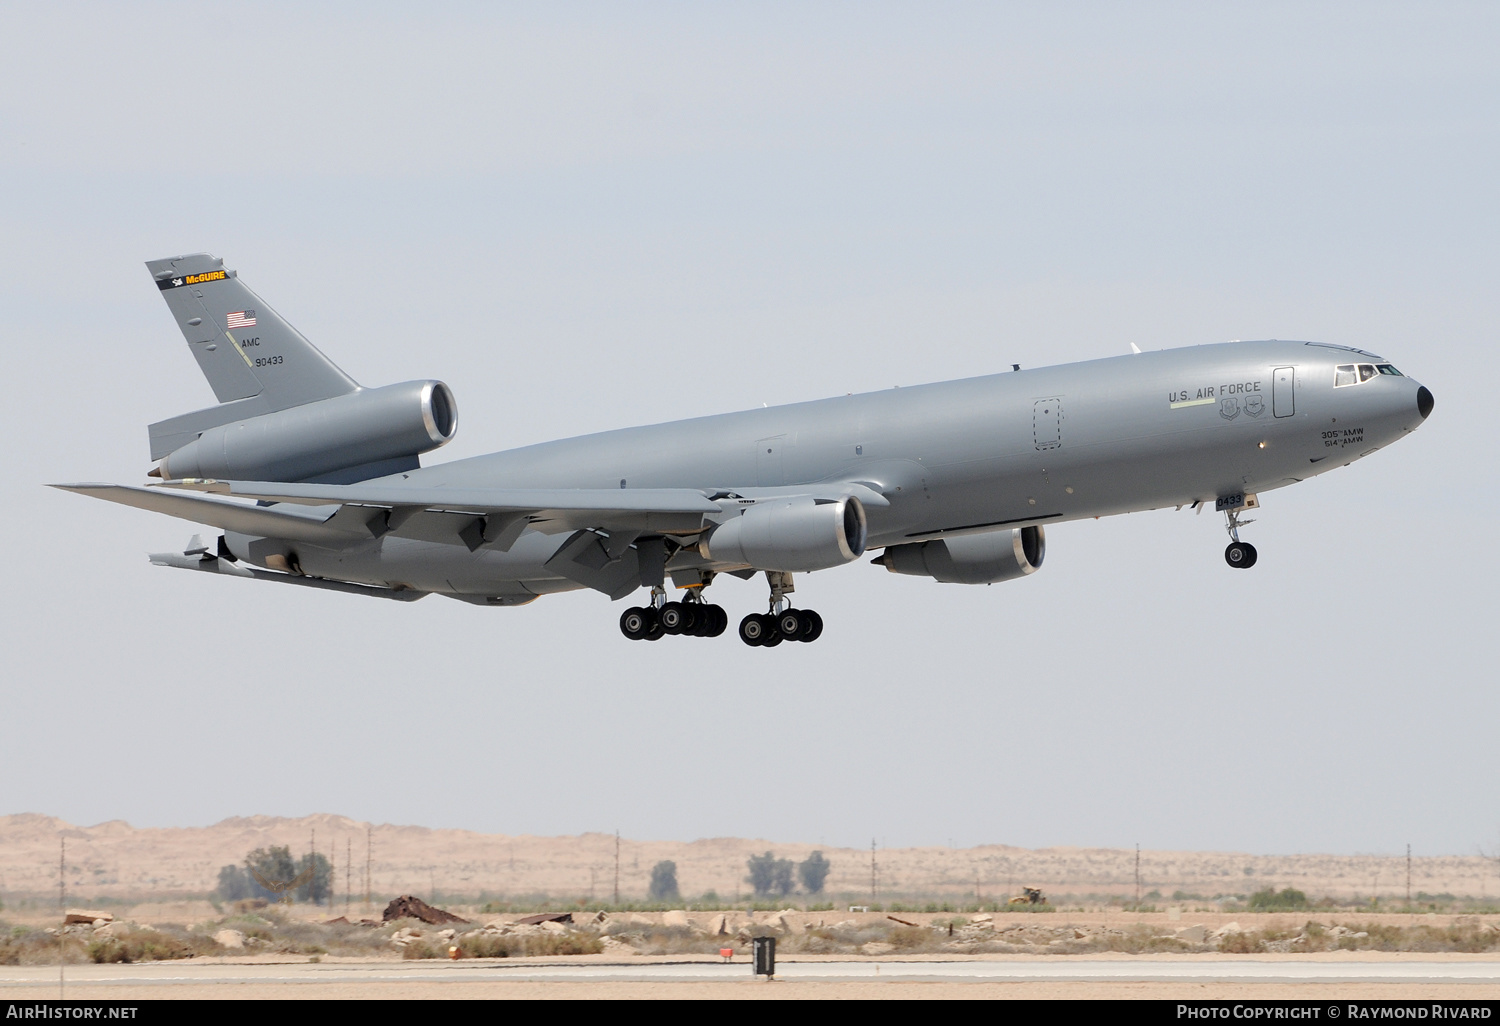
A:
1336;362;1401;387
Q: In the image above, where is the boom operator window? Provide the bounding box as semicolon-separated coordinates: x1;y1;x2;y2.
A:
1335;363;1403;387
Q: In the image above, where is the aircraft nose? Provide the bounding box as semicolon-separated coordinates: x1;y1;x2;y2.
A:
1417;385;1435;420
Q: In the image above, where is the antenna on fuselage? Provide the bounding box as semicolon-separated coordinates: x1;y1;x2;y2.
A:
1012;364;1020;371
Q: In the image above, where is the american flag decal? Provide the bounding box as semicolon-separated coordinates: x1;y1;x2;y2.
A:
227;310;257;330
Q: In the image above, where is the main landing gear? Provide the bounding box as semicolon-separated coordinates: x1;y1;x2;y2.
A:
739;608;823;647
1222;502;1258;569
618;571;828;646
739;571;825;647
619;587;729;641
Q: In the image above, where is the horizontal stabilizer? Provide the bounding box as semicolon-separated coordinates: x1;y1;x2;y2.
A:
148;397;273;461
51;483;365;544
148;551;426;601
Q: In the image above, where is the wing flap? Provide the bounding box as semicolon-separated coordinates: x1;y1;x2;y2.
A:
159;478;723;513
148;551;427;601
52;483;365;544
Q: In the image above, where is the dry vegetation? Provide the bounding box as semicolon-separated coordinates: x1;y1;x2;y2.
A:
5;908;1500;963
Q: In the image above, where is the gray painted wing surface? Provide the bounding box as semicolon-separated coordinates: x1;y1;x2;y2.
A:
51;484;361;544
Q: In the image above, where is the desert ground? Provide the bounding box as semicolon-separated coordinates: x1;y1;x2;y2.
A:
5;813;1499;1000
2;813;1494;905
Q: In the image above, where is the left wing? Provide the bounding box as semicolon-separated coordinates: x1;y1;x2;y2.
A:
155;477;725;546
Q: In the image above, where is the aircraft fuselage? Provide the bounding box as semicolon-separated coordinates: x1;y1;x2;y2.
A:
246;339;1430;601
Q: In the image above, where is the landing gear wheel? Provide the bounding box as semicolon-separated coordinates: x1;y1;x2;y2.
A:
659;602;692;635
739;613;770;647
777;610;805;639
619;607;649;640
704;605;728;637
1224;542;1258;569
802;609;824;642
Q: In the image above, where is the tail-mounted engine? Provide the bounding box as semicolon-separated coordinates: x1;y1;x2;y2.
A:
153;380;457;483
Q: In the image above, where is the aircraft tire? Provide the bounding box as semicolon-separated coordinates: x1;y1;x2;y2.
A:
620;607;648;640
739;613;769;646
777;610;804;638
704;605;728;637
802;609;824;642
1241;542;1258;568
659;601;687;634
1224;542;1256;569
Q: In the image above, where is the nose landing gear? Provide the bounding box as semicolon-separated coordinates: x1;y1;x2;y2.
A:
1224;540;1258;568
1219;495;1259;569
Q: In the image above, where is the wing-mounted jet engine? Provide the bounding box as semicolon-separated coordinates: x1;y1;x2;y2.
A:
873;526;1045;584
700;495;867;573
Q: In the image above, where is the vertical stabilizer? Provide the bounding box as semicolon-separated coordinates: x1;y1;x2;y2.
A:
145;254;358;410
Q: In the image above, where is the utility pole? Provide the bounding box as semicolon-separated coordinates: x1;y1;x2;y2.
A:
1407;844;1412;906
613;830;620;906
870;838;878;905
346;838;352;915
1134;844;1141;908
58;837;65;1000
310;828;317;905
365;826;372;911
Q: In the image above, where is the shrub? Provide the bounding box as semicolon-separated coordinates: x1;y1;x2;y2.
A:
1248;887;1308;910
448;931;603;958
87;928;220;964
798;852;831;895
745;852;794;897
648;861;679;901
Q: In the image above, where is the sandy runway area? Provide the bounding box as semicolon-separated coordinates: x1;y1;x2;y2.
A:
5;954;1500;1000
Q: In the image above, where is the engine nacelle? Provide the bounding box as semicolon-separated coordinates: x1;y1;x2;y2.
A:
701;495;867;572
875;525;1045;584
155;380;457;483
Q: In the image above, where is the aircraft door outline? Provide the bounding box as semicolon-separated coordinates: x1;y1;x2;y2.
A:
756;435;786;486
1033;398;1062;450
1273;367;1295;418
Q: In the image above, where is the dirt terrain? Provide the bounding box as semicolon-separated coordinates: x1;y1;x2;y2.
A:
1;812;1495;905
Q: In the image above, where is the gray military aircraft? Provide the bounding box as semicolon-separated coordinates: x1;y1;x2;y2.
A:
58;254;1434;646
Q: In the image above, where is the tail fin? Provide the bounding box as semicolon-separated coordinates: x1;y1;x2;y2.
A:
145;253;360;458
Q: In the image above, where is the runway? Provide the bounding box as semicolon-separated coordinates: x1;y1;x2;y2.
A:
4;956;1500;991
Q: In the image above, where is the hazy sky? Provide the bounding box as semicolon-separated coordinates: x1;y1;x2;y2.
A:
2;2;1495;857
